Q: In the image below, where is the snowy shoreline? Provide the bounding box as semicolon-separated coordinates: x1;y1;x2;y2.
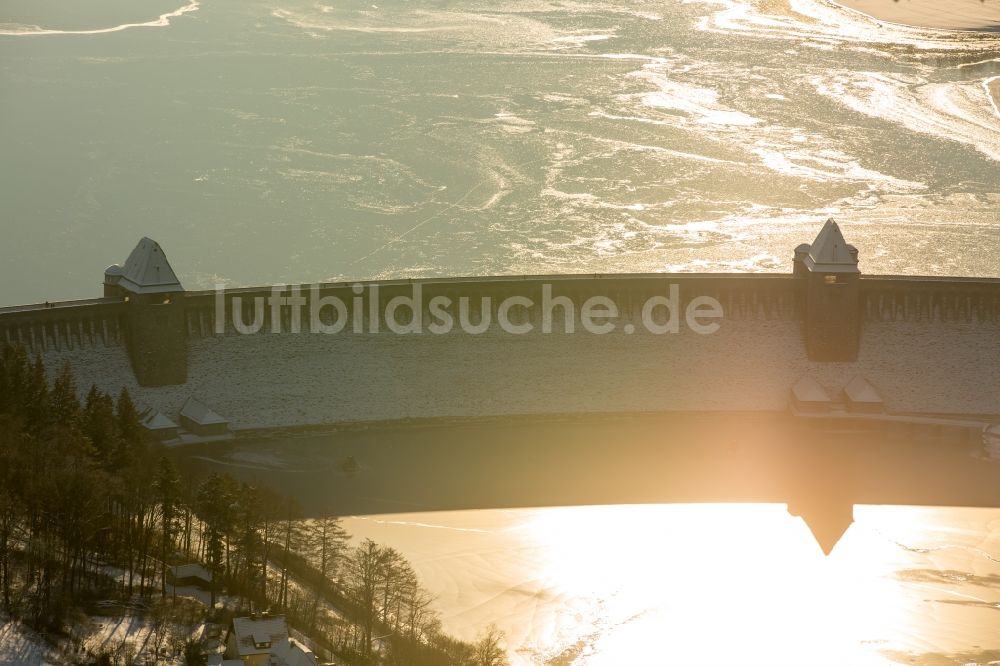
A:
827;0;1000;33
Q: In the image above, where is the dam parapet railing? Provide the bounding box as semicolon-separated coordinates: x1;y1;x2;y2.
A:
0;298;127;352
182;273;1000;334
5;272;1000;351
859;275;1000;323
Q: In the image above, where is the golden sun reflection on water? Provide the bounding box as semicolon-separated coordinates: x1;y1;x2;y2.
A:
520;504;904;665
343;504;1000;666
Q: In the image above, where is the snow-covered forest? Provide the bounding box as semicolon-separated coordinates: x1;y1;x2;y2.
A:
0;343;508;665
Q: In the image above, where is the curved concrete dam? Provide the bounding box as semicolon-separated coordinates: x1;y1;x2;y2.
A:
2;221;1000;434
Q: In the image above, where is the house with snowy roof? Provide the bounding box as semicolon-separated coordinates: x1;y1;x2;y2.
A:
791;376;832;413
139;404;180;441
843;376;884;414
223;615;317;666
180;396;230;437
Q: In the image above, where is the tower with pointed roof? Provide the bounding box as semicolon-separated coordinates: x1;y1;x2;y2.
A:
793;219;861;361
104;238;187;386
104;237;184;298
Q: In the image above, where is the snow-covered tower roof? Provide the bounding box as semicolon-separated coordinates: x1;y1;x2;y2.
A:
802;219;859;274
104;237;183;294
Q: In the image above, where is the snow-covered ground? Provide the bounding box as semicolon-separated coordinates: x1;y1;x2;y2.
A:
75;611;203;666
81;614;160;661
0;619;60;665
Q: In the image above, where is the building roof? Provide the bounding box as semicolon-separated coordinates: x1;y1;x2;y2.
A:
269;638;317;666
803;219;859;274
791;376;831;404
230;616;289;657
139;406;179;432
169;563;213;582
843;375;883;406
106;237;183;294
206;657;243;666
180;397;229;426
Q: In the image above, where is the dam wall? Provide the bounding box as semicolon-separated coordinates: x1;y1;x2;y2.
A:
0;299;126;353
3;221;999;432
4;272;999;431
860;277;1000;324
176;274;1000;338
4;274;1000;356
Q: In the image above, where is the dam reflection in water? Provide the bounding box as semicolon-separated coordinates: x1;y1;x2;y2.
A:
341;503;1000;666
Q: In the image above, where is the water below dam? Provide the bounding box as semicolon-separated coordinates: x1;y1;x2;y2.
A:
175;413;1000;665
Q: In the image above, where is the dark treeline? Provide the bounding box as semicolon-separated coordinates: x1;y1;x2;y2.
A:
0;343;508;665
0;343;165;629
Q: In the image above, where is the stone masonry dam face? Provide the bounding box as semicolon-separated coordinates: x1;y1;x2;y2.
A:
2;272;1000;431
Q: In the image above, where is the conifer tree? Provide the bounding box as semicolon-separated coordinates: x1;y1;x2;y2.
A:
110;388;144;470
116;387;142;445
84;385;120;465
23;355;50;434
49;362;81;430
0;345;27;415
154;456;180;598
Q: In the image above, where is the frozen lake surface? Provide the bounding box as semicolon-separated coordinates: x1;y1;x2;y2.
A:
1;0;999;305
